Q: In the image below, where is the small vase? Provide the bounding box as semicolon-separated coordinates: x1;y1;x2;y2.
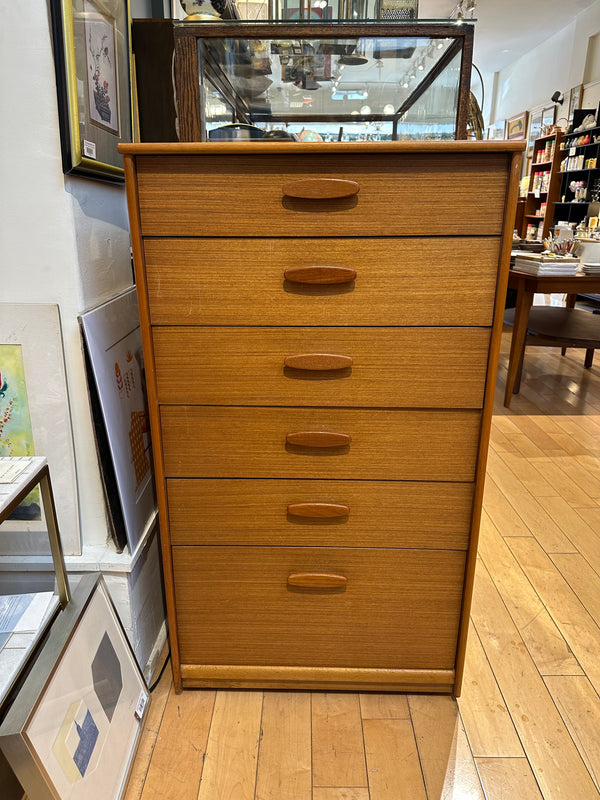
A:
180;0;221;19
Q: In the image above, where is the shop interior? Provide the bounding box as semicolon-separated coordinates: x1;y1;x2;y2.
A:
2;1;600;799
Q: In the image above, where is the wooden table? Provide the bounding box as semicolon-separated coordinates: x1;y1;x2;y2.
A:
504;269;600;406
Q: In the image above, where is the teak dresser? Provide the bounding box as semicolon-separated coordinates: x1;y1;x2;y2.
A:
119;141;523;695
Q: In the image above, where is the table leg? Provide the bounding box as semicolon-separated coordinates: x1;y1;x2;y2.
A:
504;287;534;407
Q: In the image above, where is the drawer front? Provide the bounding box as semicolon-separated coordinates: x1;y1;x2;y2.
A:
143;238;501;327
136;153;510;237
172;546;466;669
160;406;481;481
153;326;490;409
167;479;474;549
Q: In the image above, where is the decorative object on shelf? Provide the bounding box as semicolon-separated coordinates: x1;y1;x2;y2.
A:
541;105;556;135
378;0;419;20
180;0;222;19
505;111;528;140
49;0;133;181
568;83;583;120
0;574;149;800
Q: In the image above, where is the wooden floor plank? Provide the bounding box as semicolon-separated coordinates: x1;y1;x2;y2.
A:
255;692;311;800
363;718;427;800
123;659;173;800
312;693;368;789
409;694;485;799
197;690;263;800
527;457;599;508
550;456;600;502
475;757;544;799
495;451;558;498
313;790;370;800
477;515;582;676
551;553;600;625
544;676;600;791
470;561;599;799
537;496;600;575
482;475;536;538
359;693;409;720
506;537;600;694
485;448;577;552
507;413;571;456
458;625;524;758
140;686;216;800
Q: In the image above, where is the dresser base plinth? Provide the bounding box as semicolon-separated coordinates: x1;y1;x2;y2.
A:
180;664;455;694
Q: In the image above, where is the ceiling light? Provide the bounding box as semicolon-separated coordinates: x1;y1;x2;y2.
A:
360;105;371;114
383;104;395;114
402;81;409;88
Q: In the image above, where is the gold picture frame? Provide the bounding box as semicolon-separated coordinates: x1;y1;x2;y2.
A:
505;111;528;140
50;0;133;181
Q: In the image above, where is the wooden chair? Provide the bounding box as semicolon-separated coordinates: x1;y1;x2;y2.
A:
503;306;600;394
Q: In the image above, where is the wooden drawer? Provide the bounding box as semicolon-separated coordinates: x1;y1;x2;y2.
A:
153;326;490;408
136;152;510;237
143;237;501;327
172;546;466;669
167;478;474;549
160;406;481;481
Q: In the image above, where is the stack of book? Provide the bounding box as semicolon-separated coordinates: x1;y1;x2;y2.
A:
513;253;580;276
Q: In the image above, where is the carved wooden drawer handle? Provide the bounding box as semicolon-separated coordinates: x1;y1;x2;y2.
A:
282;178;360;199
284;266;357;284
286;431;351;447
287;572;347;588
285;354;353;371
288;502;350;518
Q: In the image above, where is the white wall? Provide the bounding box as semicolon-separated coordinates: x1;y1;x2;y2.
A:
1;3;137;548
0;1;166;672
484;1;600;128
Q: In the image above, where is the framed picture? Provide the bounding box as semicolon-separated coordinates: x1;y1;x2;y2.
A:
541;105;556;133
527;108;543;156
505;111;528;140
0;304;80;556
568;83;583;119
50;0;133;181
79;288;157;554
0;574;149;800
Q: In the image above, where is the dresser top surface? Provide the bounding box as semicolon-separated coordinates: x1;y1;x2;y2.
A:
119;140;526;157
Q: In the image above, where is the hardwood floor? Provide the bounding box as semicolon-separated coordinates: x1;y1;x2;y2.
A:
124;325;600;800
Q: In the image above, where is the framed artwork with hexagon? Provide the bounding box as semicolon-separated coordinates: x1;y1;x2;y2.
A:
0;574;149;800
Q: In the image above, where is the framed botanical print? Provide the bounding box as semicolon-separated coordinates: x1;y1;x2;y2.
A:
50;0;133;181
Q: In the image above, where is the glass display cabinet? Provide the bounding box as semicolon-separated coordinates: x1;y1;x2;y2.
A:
172;20;474;141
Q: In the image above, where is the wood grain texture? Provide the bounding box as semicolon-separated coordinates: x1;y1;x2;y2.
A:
138;685;215;800
408;694;485;799
135;152;510;237
180;664;454;692
282;177;360;199
544;675;600;791
287;502;350;518
359;693;409;720
470;561;599;799
172;546;466;670
312;693;367;788
363;719;427;800
476;512;583;676
287;572;348;588
284;265;357;284
160;406;482;481
166;478;474;549
458;626;524;758
255;692;312;800
475;758;544;800
152;326;490;408
143;237;501;327
286;431;352;448
197;691;263;800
